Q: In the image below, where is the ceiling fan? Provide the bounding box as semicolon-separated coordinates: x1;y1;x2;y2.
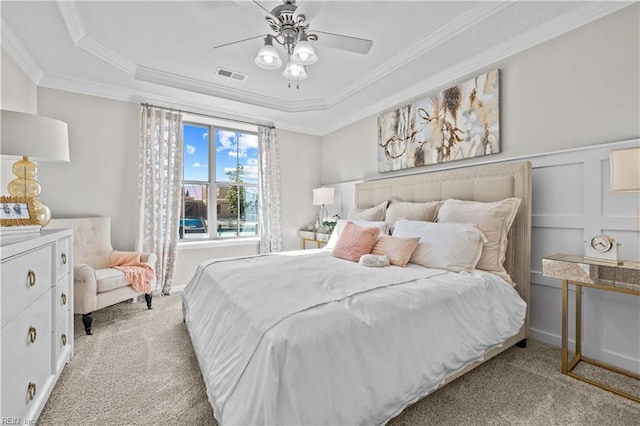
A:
213;0;374;88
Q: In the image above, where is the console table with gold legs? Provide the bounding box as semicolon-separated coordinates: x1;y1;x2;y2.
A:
542;254;640;403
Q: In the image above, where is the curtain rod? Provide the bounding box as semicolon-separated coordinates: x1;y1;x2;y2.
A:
140;103;274;129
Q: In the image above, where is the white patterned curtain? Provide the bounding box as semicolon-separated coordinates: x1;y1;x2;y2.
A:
136;105;183;294
258;126;283;253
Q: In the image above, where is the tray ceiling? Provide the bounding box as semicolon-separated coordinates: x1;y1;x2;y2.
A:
0;1;631;135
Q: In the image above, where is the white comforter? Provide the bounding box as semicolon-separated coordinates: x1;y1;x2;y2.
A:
182;249;526;425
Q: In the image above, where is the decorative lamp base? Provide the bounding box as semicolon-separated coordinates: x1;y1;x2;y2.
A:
7;156;51;227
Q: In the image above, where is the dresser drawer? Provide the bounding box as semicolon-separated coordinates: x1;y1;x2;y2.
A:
55;274;71;325
0;373;54;421
1;245;53;327
54;314;72;374
1;289;53;419
54;237;71;281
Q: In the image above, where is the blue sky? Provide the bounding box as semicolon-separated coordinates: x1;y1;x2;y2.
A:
183;124;258;183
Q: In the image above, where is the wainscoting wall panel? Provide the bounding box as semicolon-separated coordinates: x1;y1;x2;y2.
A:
528;140;639;373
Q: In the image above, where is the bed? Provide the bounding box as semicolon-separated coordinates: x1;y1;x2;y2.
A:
182;160;532;425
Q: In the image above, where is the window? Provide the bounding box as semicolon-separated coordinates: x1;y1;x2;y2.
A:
180;121;259;241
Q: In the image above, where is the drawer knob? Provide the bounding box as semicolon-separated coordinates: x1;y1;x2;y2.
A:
61;252;67;265
27;382;37;401
61;293;67;305
27;270;36;287
61;333;67;346
28;326;37;344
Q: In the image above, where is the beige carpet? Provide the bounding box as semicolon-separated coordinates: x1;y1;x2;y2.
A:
39;295;640;425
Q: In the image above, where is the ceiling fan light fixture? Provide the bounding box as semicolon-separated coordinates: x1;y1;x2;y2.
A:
255;36;283;70
291;40;317;65
282;62;307;80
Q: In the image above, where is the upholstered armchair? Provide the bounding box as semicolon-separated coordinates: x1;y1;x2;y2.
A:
46;217;156;335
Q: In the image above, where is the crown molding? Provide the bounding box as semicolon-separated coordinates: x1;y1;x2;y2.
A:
37;74;318;135
55;0;85;45
78;36;137;76
135;65;328;113
1;20;44;84
56;0;136;76
317;1;634;135
325;1;514;108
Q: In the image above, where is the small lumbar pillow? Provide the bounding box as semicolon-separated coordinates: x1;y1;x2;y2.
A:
347;201;388;221
332;221;380;263
358;254;391;267
392;219;487;273
370;234;420;267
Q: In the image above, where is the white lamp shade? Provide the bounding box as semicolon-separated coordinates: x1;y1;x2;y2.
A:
312;187;334;206
255;44;282;70
1;110;70;162
282;62;308;80
292;40;318;65
610;146;640;193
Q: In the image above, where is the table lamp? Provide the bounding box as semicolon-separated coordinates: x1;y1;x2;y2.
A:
1;110;70;226
609;146;640;193
312;187;334;224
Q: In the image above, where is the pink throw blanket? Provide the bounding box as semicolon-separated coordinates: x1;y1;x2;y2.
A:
110;251;154;294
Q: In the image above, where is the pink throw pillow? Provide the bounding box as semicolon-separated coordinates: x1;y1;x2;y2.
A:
371;235;420;267
333;221;380;262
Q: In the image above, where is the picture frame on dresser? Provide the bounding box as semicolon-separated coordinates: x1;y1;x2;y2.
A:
0;196;39;227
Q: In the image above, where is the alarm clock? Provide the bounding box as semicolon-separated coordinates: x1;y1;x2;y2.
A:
584;234;620;265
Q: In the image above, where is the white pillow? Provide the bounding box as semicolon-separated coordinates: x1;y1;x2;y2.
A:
392;219;487;273
436;198;520;282
347;201;388;221
325;219;388;249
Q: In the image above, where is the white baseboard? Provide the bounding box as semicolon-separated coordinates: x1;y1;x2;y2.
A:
529;328;639;373
530;327;560;347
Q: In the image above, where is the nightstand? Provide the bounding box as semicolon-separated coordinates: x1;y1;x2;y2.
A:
299;231;330;249
542;254;639;403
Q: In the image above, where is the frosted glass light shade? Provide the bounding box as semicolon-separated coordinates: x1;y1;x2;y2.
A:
610;147;640;193
255;39;282;70
292;40;318;65
282;62;307;80
312;187;335;206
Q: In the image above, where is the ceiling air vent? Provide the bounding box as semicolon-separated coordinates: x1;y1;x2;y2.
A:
215;67;248;83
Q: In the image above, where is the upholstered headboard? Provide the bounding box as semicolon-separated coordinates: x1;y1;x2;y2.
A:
355;161;532;334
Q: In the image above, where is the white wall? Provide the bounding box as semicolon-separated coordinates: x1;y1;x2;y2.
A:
321;5;639;184
277;128;323;249
36;88;141;251
1;49;37;113
1;48;39;191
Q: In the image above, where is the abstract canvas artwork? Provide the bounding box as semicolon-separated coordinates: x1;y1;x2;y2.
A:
378;69;500;172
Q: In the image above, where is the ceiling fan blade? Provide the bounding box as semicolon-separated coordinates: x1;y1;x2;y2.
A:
251;0;275;17
213;34;266;50
313;30;373;55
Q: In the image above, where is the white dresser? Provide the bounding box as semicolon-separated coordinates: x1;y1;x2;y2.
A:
0;228;73;422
